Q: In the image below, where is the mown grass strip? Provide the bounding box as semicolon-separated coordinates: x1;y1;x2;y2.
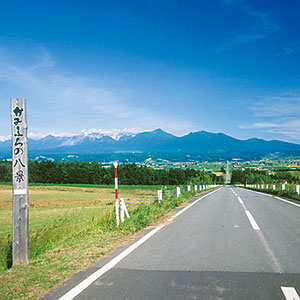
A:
0;189;207;300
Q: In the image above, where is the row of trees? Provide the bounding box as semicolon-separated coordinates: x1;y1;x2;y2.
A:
231;169;300;184
0;160;224;185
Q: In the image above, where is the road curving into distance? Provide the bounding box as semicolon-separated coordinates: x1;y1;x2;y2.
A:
40;187;300;300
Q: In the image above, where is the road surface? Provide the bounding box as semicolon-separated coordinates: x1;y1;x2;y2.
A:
41;187;300;300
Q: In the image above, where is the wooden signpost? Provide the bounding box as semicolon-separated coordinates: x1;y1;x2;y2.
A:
11;98;29;265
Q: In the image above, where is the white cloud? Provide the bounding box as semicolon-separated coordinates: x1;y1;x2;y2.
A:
218;2;279;52
239;122;278;129
0;48;197;136
0;135;10;142
240;92;300;142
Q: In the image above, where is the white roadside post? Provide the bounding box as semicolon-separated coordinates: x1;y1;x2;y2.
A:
199;185;202;191
273;184;276;191
296;185;300;195
11;98;29;265
176;187;181;197
187;185;191;192
157;190;163;203
194;185;198;192
120;198;130;223
114;162;119;226
282;184;286;191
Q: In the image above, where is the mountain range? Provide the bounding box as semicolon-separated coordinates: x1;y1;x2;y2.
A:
1;129;300;160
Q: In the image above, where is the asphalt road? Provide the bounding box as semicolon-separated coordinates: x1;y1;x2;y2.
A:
41;187;300;300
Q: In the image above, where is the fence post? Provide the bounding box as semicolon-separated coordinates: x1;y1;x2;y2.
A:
157;190;163;203
114;162;119;226
11;98;29;266
176;187;181;197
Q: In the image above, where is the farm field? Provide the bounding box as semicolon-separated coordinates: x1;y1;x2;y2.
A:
0;184;157;238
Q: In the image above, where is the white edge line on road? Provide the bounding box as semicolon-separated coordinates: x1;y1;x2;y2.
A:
281;287;300;300
58;188;221;300
172;188;221;219
58;225;165;300
245;210;260;230
240;188;300;208
274;196;300;208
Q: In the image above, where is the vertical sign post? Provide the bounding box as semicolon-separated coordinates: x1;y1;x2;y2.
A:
11;98;29;265
113;162;119;226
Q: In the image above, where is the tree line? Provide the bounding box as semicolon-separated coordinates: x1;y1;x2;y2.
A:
231;169;300;184
0;160;224;185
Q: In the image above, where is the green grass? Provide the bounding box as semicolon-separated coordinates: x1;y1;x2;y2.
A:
0;184;213;300
0;182;175;190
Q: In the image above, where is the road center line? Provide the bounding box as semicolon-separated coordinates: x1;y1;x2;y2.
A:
232;188;284;272
245;210;260;230
58;225;165;300
281;287;300;300
231;189;260;231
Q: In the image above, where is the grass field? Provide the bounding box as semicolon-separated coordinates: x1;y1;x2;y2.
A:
0;184;157;238
0;182;202;300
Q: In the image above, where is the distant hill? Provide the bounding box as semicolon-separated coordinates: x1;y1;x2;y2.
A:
1;129;300;160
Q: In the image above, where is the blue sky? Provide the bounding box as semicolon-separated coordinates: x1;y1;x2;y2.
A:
0;0;300;143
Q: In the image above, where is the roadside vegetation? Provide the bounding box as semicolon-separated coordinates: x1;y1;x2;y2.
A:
244;185;300;203
231;169;300;203
231;169;300;185
0;184;209;300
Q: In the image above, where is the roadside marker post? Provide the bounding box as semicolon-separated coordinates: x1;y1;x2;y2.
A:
176;187;181;197
296;185;300;195
157;190;163;203
273;184;276;191
194;185;198;191
113;162;119;226
187;185;191;192
282;184;286;191
120;198;130;223
11;98;29;265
